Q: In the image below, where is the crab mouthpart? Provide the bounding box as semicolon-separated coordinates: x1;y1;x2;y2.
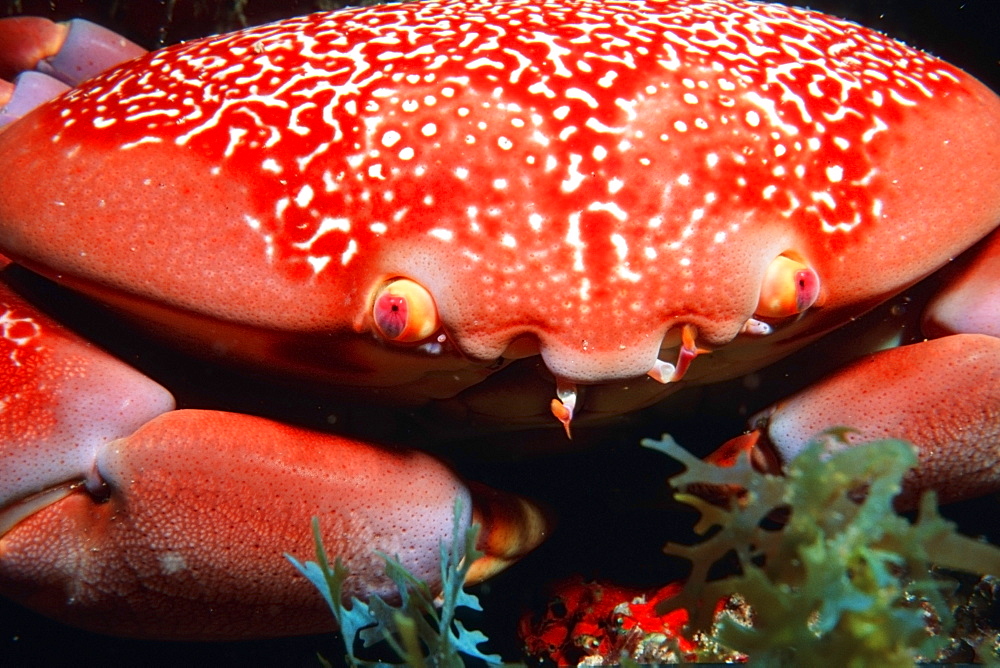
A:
647;324;707;384
547;325;707;434
549;380;578;439
741;318;774;336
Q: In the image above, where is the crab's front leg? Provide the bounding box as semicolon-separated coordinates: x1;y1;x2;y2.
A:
0;16;145;127
710;232;1000;509
0;268;545;640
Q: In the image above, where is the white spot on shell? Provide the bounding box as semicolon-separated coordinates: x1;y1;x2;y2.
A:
295;184;314;207
341;239;358;265
381;130;401;147
159;552;187;575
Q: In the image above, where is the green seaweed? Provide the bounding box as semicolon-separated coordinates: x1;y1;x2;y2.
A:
287;499;510;667
646;433;1000;665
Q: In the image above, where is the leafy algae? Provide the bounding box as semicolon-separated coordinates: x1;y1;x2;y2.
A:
290;436;1000;665
287;500;508;667
647;434;1000;665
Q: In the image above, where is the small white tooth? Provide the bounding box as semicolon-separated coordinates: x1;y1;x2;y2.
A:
556;380;577;408
647;359;677;384
741;318;773;336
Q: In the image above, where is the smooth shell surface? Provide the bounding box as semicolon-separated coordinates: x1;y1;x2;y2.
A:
1;0;999;400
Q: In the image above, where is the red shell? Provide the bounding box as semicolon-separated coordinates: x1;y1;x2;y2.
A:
1;0;998;386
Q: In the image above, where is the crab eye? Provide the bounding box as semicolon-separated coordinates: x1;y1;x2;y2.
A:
372;278;439;342
755;254;820;318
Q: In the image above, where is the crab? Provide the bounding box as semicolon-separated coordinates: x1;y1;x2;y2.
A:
0;0;999;652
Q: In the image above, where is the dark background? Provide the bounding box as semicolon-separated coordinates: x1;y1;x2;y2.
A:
1;1;998;666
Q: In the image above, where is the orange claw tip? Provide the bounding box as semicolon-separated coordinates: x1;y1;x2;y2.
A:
687;430;784;510
704;429;782;474
466;483;551;585
704;431;762;468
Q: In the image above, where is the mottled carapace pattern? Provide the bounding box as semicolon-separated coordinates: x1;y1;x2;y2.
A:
48;1;961;253
8;0;991;383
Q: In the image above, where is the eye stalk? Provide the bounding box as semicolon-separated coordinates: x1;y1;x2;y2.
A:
755;254;820;319
372;278;439;343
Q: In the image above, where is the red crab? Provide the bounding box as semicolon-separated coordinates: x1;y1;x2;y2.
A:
0;0;999;658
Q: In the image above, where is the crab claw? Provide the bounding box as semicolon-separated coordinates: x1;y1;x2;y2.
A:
925;228;1000;339
703;430;781;474
0;71;69;128
0;17;70;81
0;17;145;128
0;17;145;85
707;334;1000;510
0;276;546;640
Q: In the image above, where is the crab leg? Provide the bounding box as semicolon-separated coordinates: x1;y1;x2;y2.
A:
709;228;1000;509
0;17;145;127
708;334;1000;510
924;228;1000;340
0;274;545;640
